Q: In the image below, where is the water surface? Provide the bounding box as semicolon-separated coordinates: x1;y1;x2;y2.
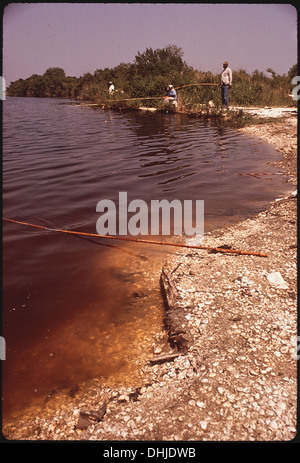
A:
2;97;290;419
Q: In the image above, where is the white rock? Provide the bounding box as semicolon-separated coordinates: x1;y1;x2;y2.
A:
269;420;278;431
196;401;206;408
200;421;208;430
266;272;289;289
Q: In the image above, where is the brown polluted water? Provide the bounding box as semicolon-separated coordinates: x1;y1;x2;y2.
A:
2;97;290;421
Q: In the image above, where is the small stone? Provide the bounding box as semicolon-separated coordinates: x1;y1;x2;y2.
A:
280;346;289;354
217;387;224;395
269;420;278;431
196;401;206;408
275;402;286;415
200;421;208;430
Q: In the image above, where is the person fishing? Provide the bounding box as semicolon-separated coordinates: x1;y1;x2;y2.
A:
108;81;115;93
220;61;232;108
164;84;178;107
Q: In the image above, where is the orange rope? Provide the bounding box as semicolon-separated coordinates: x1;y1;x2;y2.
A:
3;217;268;257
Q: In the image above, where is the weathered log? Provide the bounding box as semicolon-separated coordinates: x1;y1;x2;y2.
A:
160;267;193;352
76;400;107;430
149;352;184;365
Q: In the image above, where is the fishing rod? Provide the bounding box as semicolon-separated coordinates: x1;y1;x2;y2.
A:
103;96;165;103
175;83;219;90
3;217;268;257
77;97;166;106
99;83;219;103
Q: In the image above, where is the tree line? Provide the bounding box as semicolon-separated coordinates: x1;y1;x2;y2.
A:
7;45;297;108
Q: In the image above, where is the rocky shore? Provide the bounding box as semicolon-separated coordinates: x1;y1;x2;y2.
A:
2;110;297;442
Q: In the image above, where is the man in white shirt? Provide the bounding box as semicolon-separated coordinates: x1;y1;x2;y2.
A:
164;84;178;107
108;82;115;93
220;61;232;108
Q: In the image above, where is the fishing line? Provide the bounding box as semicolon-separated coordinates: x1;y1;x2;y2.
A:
3;217;268;257
88;83;219;104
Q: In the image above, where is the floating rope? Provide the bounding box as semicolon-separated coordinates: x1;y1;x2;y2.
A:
3;217;268;257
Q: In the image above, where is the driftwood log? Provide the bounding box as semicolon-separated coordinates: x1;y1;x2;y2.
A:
149;352;183;365
76;400;107;430
160;267;193;352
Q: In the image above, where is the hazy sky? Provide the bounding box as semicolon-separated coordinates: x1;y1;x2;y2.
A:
3;3;298;85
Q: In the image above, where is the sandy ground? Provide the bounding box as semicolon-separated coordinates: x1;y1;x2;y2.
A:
2;108;297;443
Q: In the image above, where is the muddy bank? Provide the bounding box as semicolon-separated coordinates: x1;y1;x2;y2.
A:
2;113;297;442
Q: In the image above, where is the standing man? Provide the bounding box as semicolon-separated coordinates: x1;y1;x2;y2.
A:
220;61;232;108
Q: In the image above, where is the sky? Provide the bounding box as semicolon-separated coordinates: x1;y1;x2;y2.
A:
2;3;298;85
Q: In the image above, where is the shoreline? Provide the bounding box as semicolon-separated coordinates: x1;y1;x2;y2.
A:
91;101;298;125
2;111;297;441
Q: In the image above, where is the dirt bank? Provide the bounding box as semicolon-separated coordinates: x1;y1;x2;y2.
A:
2;111;297;442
